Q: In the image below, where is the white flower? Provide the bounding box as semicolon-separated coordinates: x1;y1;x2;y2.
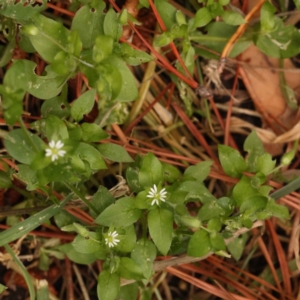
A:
45;140;66;162
147;184;167;206
105;231;120;248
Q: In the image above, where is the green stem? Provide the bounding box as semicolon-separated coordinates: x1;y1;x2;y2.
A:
4;244;36;300
12;185;33;199
270;177;300;200
18;117;40;153
64;182;99;215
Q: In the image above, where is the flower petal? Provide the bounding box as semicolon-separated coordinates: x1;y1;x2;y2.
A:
55;140;64;149
58;150;66;157
45;149;52;156
49;140;55;148
52;154;58;161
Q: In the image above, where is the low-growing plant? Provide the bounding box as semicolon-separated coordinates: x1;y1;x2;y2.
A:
0;1;299;299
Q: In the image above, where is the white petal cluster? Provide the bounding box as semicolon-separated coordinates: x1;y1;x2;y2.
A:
105;231;120;248
45;140;66;162
147;184;167;206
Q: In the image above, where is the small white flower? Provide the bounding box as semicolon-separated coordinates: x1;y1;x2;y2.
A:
147;184;167;206
105;231;120;248
45;140;66;162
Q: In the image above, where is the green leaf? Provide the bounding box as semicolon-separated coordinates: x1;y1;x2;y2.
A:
139;0;150;8
162;163;181;183
218;145;246;178
176;10;186;26
260;1;276;32
197;200;224;221
103;8;122;40
219;0;230;5
222;11;245;26
117;225;136;253
72;232;104;254
184;161;212;182
187;229;212;257
126;164;142;193
101;55;138;102
98;143;133;162
74;142;106;171
208;3;224;18
0;170;12;188
148;208;173;255
81;123;109;142
95;62;122;101
244;131;265;172
4;129;44;164
232;175;260;207
168;191;188;204
34;115;68;140
18;31;36;53
281;140;298;165
118;283;139;300
192;7;212;29
178;215;201;228
153;32;173;48
122;48;153;66
4;60;68;100
255;18;300;58
207;218;222;232
0;0;47;20
39;249;50;271
192;22;251;59
0;195;71;246
54;211;76;228
3;58;27;90
256;153;276;176
293;0;300;9
119;9;128;25
131;239;156;279
240;196;268;214
15;165;39;191
1;57;69;124
0;284;7;294
39;163;74;184
28;66;68;100
0;39;16;68
90;186;115;217
210;233;226;251
0;85;24;126
51;51;77;76
93;35;114;63
154;0;177;30
118;257;144;280
217;197;236;217
263;199;289;219
134;191;148;209
41;85;70;118
71;1;106;49
227;233;248;261
178;181;216;203
66;123;83;141
26;14;69;63
95;197;141;227
97;270;120;300
59;243;98;264
71;89;96;121
139;153;164;188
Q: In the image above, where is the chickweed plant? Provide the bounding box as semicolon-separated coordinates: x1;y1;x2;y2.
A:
0;1;299;299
